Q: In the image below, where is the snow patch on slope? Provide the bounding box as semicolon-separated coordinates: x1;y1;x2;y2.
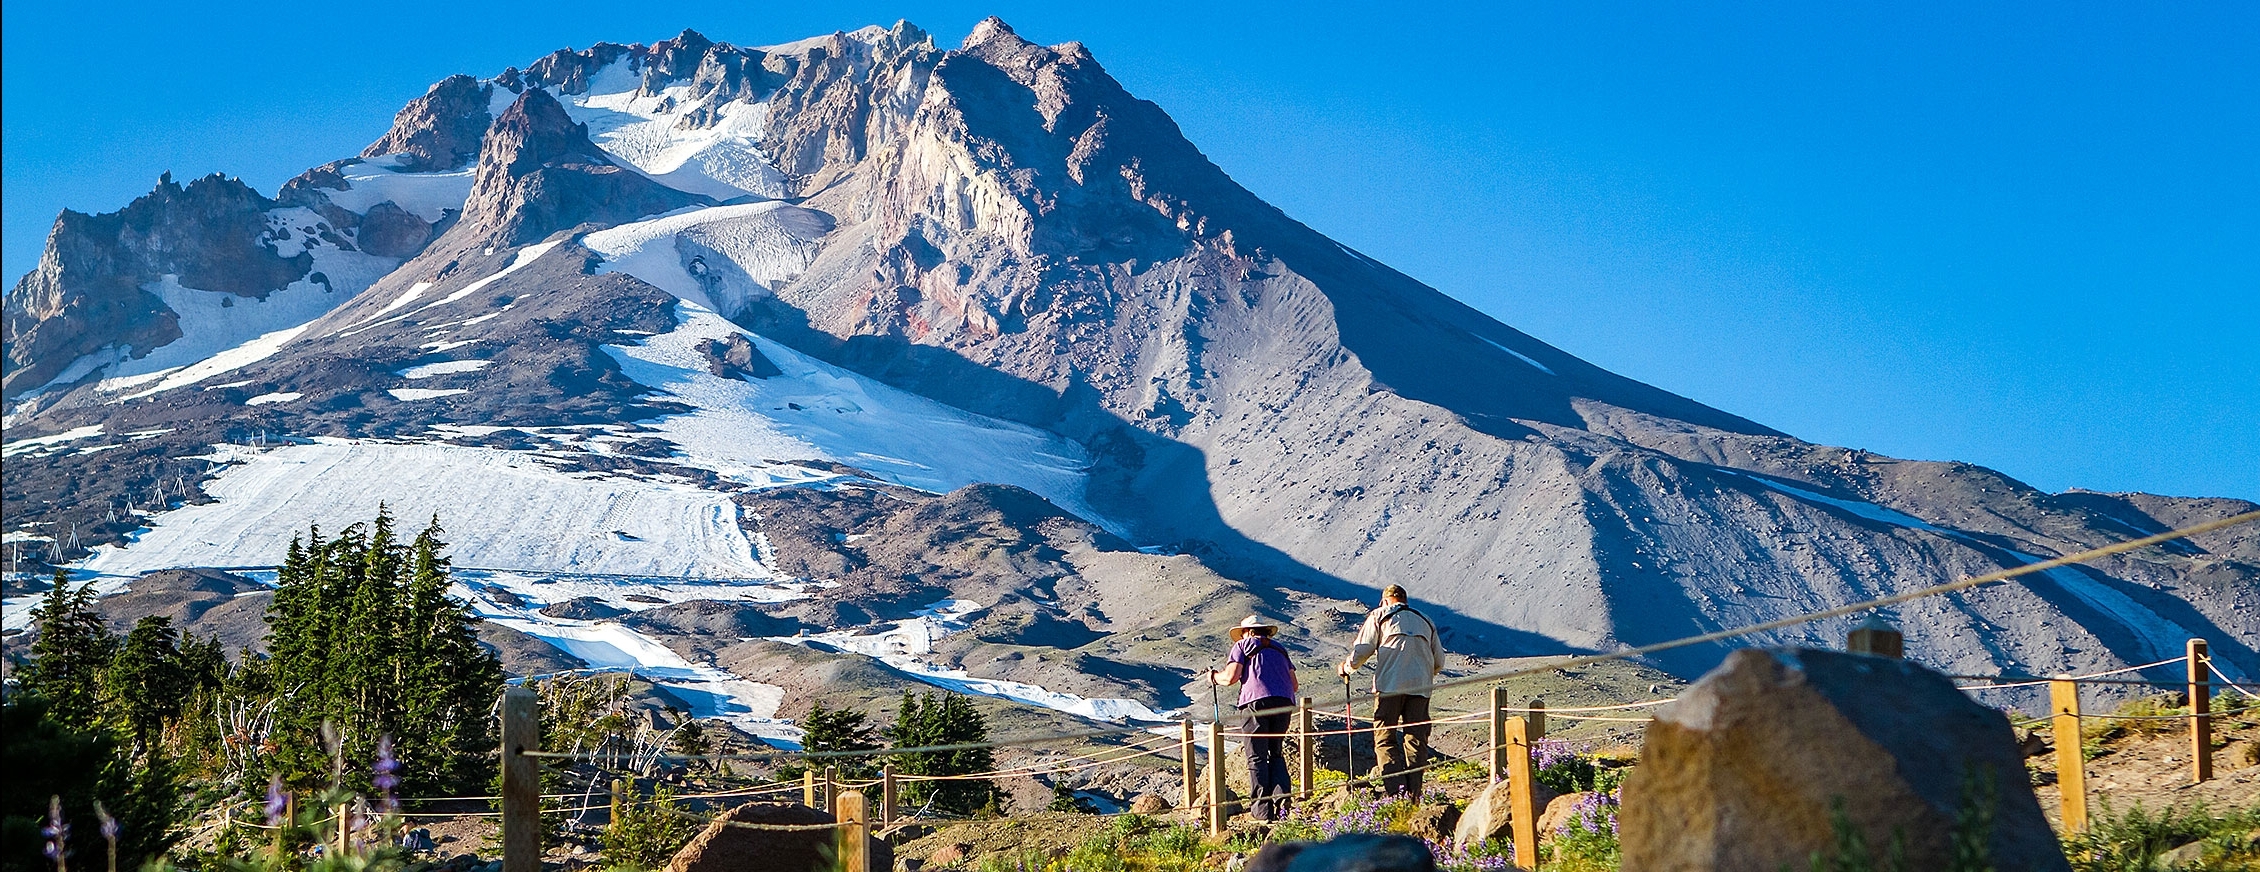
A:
1475;334;1556;375
79;439;773;579
584;203;832;317
556;66;790;201
779;599;1177;724
604;303;1112;530
320;154;476;222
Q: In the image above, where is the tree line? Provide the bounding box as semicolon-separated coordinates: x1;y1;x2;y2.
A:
2;508;499;872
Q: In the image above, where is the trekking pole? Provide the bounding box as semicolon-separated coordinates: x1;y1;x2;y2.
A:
1209;670;1224;726
1343;669;1356;786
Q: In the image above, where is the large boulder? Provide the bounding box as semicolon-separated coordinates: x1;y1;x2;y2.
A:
664;802;834;872
1533;791;1595;841
1619;648;2069;871
1450;778;1559;849
1282;834;1435;872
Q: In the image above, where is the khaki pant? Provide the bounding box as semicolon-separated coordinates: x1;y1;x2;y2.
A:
1372;693;1431;798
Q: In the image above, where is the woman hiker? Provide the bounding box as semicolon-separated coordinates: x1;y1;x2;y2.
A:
1205;614;1300;820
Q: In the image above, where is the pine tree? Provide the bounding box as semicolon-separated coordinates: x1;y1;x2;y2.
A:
788;701;883;780
257;510;499;794
22;570;118;729
886;692;998;815
104;616;187;760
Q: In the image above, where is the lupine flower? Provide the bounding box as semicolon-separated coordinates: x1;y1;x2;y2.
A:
373;736;401;813
265;776;289;828
43;796;68;866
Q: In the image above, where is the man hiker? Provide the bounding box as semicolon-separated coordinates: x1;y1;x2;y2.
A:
1206;614;1300;819
1338;584;1444;798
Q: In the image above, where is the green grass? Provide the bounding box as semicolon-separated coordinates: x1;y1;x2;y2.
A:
2064;801;2260;872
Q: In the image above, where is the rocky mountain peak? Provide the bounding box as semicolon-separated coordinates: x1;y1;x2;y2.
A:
360;74;493;172
456;88;705;244
3;173;312;398
961;16;1019;49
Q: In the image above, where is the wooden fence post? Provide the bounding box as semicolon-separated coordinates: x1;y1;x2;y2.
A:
834;789;869;872
611;777;627;825
2050;677;2087;833
1181;720;1197;809
1297;696;1315;800
1528;698;1547;741
1207;721;1228;835
823;765;838;811
2190;638;2212;784
803;769;817;808
1506;716;1536;870
881;766;897;827
1489;686;1508;783
500;687;541;872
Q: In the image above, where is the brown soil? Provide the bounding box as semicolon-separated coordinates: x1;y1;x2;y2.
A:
2030;702;2260;827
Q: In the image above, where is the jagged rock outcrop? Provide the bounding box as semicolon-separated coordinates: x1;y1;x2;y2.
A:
457;88;707;244
3;173;309;397
360;74;493;172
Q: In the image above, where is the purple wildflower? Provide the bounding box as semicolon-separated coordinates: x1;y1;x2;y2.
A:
373;736;401;813
43;796;68;865
265;775;289;828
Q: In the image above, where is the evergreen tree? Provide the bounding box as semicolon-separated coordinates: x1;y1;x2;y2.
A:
0;695;180;872
258;510;499;794
22;570;118;729
886;692;998;815
104;616;188;759
788;701;883;780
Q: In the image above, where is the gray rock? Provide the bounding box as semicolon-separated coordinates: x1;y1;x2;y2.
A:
1452;778;1558;849
1619;648;2069;872
1282;834;1434;872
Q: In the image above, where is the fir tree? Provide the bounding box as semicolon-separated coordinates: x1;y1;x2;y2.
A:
886;692;998;815
22;570;118;729
787;701;883;780
104;616;187;760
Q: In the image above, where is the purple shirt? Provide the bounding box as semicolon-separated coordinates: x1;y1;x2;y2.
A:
1230;636;1298;707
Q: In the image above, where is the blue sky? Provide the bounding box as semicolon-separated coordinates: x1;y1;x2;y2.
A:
5;2;2254;500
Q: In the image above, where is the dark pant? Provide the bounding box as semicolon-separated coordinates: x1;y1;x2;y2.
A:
1240;695;1294;819
1373;693;1432;798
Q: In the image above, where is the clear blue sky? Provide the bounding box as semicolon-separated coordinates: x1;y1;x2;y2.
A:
5;2;2255;501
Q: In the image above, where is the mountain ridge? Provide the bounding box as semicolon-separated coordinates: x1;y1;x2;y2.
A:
4;20;2252;717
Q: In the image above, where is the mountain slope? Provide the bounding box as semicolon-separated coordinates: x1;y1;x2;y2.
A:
4;20;2253;718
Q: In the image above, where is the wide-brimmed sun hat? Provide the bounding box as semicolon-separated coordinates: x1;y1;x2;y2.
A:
1229;614;1280;640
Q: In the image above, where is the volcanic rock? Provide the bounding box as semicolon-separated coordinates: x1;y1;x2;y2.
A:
1618;648;2068;871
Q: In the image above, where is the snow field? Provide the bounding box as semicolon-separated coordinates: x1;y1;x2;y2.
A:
398;360;493;379
557;65;790;201
604;304;1108;525
387;388;469;401
245;392;302;406
583;203;832;317
79;438;776;579
778;599;1178;725
319;155;476;222
3;424;107;458
454;581;800;743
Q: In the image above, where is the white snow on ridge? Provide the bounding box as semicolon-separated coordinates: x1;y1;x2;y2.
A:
779;600;1176;724
3;425;108;458
558;65;790;201
457;583;798;742
1474;334;1557;376
420;241;564;312
387;388;468;401
319;155;476;222
398;360;492;379
604;304;1113;530
584;203;832;317
79;438;775;580
244;392;302;406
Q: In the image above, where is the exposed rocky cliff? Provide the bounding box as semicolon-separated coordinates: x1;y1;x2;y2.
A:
2;174;309;397
361;74;494;173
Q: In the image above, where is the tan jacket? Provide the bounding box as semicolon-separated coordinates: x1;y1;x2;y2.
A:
1347;603;1444;696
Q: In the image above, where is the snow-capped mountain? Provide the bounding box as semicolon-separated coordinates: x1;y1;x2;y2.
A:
5;20;2255;727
